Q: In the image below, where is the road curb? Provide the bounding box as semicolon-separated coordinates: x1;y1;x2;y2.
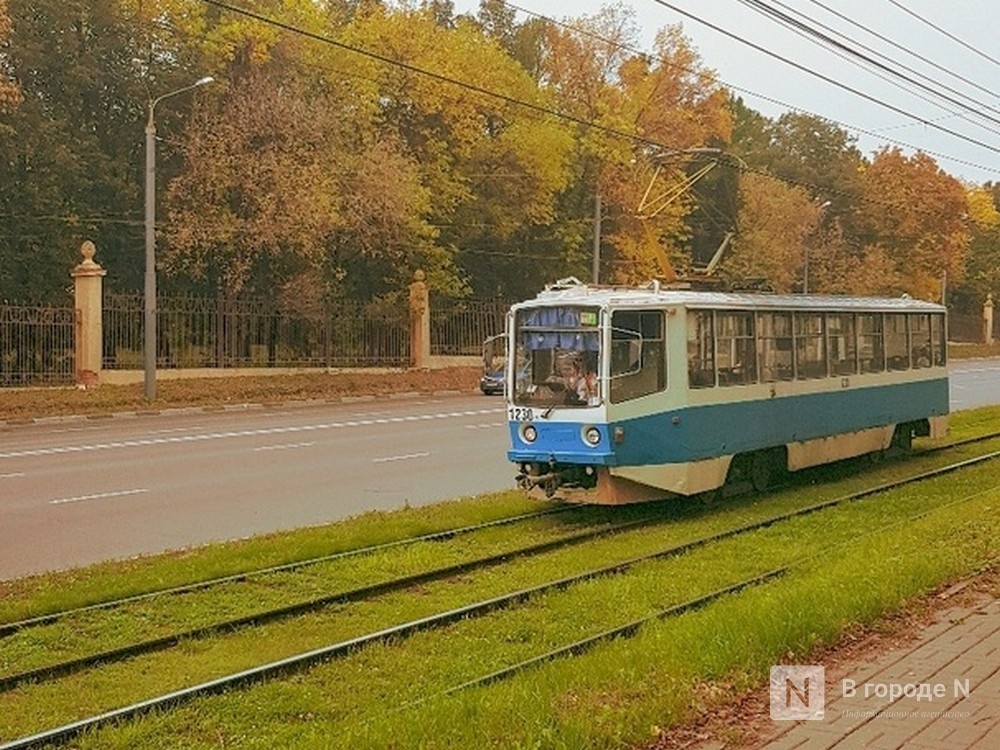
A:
1;389;483;428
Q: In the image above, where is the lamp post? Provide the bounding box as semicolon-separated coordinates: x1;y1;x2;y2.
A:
144;76;214;401
804;200;831;294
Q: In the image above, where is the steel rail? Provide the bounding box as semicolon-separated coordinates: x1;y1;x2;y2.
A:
412;486;1000;708
425;567;790;700
0;515;664;693
0;504;579;637
4;429;997;639
4;445;1000;750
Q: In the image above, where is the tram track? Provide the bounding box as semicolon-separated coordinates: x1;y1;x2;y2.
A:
5;428;998;641
0;513;666;693
4;431;999;694
0;505;577;637
4;442;1000;750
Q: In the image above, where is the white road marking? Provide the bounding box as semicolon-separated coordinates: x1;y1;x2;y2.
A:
464;423;505;429
50;489;149;506
372;452;430;463
254;442;316;452
0;408;504;460
1;472;25;479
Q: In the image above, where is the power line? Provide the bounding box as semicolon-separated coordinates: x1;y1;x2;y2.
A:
884;0;1000;70
199;0;673;154
501;0;1000;177
736;0;1000;133
647;0;1000;157
804;0;1000;105
193;0;994;226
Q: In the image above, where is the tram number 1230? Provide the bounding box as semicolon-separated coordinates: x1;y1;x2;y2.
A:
508;407;534;422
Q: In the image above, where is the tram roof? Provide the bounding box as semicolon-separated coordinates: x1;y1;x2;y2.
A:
518;281;945;314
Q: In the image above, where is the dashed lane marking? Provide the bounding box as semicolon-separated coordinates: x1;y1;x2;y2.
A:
372;452;431;463
0;408;504;460
49;489;150;505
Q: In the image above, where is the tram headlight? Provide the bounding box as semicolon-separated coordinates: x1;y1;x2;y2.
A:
520;424;538;443
583;426;602;446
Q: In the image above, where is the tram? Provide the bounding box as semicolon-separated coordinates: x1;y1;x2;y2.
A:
505;279;949;503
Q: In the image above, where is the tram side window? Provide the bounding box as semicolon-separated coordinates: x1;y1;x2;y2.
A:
758;312;794;382
687;310;715;388
827;313;857;376
716;311;756;386
858;313;884;373
885;314;909;370
930;314;946;366
909;314;932;368
795;313;827;379
610;310;666;403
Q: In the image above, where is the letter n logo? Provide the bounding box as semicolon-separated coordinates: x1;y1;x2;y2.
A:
770;665;825;720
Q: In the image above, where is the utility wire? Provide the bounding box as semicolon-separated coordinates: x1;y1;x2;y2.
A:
805;0;1000;105
193;0;997;221
737;0;1000;131
647;0;1000;156
199;0;670;154
502;0;1000;177
884;0;1000;70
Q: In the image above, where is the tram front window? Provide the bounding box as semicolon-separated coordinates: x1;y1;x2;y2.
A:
513;306;601;407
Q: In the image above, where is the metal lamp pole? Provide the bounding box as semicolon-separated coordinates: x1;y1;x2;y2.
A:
144;76;214;401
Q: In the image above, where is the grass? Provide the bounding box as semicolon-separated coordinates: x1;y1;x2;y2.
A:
55;458;1000;748
1;430;999;744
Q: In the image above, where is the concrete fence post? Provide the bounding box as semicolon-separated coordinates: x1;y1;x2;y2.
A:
71;240;106;385
985;293;995;345
409;269;430;368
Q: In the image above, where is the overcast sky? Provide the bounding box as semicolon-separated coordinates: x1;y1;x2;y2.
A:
450;0;1000;185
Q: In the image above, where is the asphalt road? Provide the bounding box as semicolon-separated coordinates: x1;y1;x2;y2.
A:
1;359;998;580
0;395;509;580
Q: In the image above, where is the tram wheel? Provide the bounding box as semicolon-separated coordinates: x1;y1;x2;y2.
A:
750;449;784;492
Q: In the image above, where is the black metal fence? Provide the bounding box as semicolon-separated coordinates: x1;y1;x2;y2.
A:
0;303;77;386
949;312;998;343
103;293;411;369
430;297;509;356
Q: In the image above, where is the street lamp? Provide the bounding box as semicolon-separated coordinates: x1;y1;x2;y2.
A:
144;76;214;401
804;200;832;294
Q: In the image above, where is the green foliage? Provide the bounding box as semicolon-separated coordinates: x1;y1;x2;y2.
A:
0;0;993;306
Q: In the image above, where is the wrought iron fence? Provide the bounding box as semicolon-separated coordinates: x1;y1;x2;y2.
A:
103;293;410;369
948;312;997;343
0;303;77;386
430;297;510;356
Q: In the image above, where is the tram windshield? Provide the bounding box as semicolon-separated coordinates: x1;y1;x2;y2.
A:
512;305;602;407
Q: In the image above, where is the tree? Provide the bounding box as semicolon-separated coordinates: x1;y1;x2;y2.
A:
0;0;21;112
344;4;573;298
540;9;730;284
0;0;175;300
721;171;821;293
859;148;969;302
955;185;1000;310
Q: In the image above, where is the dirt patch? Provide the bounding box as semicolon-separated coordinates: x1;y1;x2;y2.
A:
1;367;483;422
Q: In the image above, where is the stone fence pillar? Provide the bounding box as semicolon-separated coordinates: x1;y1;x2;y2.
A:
71;240;106;385
985;293;995;346
409;269;430;368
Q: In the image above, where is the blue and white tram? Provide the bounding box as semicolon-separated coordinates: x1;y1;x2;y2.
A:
505;279;949;503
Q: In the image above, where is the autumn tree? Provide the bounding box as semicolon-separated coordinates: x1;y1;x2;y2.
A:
859;148;969;302
541;8;730;285
0;0;20;112
721;172;821;293
955;184;1000;310
343;4;573;299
